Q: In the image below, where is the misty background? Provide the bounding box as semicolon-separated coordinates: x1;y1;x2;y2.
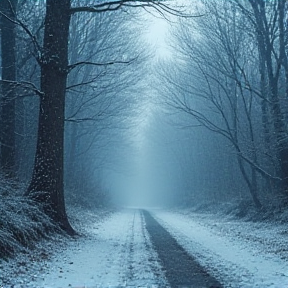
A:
1;0;288;211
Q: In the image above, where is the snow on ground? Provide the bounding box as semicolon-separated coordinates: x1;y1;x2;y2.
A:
30;209;165;288
152;209;288;288
1;206;288;288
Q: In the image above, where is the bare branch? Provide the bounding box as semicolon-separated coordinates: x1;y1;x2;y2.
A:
70;0;196;18
0;11;42;62
0;80;42;97
67;58;137;73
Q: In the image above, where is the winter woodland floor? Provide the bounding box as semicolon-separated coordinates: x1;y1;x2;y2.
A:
0;206;288;288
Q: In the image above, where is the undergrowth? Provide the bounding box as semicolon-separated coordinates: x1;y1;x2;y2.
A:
0;176;58;259
189;197;288;223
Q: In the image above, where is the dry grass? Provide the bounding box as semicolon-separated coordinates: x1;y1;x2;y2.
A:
0;176;58;259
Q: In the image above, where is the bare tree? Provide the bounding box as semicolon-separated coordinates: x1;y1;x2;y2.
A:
159;0;287;207
64;7;151;208
234;0;288;192
20;0;183;233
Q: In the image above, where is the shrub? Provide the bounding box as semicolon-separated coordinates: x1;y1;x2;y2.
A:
0;176;58;259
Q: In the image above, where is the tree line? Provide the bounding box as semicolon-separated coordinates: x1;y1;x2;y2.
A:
1;0;287;236
0;0;179;234
159;0;288;209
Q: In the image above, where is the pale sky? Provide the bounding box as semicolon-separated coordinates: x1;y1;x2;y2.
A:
143;0;199;59
144;14;172;59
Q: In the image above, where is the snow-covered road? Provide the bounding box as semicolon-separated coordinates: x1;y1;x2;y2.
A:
35;209;166;288
1;208;287;288
152;210;288;288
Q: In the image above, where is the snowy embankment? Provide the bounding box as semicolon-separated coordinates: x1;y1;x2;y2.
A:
0;208;166;288
152;209;288;288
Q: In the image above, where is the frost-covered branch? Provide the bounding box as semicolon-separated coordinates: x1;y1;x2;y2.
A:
67;58;136;73
0;79;42;97
0;10;42;62
70;0;187;17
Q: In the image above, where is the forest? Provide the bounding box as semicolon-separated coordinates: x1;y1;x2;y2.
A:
0;0;288;287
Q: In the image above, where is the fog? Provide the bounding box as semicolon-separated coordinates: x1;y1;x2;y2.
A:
100;11;235;209
72;1;287;211
105;108;184;208
1;1;288;286
7;0;288;213
89;8;255;209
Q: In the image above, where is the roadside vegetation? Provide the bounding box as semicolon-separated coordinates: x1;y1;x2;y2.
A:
0;176;59;259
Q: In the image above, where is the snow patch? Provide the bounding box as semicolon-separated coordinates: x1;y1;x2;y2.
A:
152;210;288;288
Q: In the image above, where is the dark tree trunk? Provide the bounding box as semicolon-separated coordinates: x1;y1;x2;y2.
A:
277;0;288;191
0;0;17;177
25;0;74;234
237;155;262;209
250;0;288;192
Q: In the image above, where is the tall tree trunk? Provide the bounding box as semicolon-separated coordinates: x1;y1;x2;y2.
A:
250;0;288;192
277;0;288;191
237;156;262;209
0;0;17;177
65;122;78;188
25;0;74;234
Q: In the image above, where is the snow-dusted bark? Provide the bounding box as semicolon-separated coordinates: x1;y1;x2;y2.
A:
25;0;73;234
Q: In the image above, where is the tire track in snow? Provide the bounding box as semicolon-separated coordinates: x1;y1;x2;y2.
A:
143;210;222;288
124;209;168;287
127;210;136;281
151;210;288;288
